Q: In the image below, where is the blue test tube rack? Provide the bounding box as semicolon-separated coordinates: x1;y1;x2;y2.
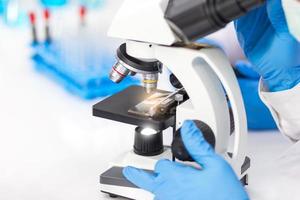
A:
31;40;140;100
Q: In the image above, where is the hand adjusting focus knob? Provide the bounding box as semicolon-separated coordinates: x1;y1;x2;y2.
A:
171;120;216;162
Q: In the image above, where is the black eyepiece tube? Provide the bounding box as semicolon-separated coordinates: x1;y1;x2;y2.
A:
165;0;265;42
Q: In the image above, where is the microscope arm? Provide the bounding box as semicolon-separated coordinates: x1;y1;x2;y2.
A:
152;45;247;171
199;48;247;168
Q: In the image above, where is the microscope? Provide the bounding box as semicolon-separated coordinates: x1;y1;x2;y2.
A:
93;0;265;199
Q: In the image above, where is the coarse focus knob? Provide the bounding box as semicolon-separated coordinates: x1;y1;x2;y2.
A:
170;73;183;89
171;120;216;162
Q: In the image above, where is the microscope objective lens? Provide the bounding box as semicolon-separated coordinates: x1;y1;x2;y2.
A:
109;62;130;83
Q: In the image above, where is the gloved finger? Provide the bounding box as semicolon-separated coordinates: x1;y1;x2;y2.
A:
266;0;291;38
235;60;260;79
123;166;156;192
180;120;216;169
234;5;269;53
154;159;187;175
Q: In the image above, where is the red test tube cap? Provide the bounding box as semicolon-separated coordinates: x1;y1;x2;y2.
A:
79;5;87;19
29;12;36;25
44;9;50;21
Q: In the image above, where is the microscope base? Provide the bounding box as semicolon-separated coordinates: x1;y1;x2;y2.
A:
100;148;250;200
100;149;172;200
101;183;153;200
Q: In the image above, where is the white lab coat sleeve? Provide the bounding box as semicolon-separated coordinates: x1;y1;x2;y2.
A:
282;0;300;42
259;80;300;142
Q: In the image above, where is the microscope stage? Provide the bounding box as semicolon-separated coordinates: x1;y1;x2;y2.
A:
93;86;175;130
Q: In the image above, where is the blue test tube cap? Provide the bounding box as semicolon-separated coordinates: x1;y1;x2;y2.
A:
0;0;8;15
0;1;4;14
79;0;105;9
40;0;68;7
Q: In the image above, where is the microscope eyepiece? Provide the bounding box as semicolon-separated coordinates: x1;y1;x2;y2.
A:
165;0;265;42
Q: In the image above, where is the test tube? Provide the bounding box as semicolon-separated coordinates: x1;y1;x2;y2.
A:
28;11;38;45
43;8;52;44
79;5;87;26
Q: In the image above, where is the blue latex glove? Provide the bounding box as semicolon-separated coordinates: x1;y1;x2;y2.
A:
235;0;300;92
123;120;249;200
235;61;277;130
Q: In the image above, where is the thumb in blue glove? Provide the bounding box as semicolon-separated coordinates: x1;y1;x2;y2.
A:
123;120;249;200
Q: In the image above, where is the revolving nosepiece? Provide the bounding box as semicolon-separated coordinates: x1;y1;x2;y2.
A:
109;43;162;93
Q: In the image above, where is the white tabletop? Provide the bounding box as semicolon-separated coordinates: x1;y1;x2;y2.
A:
0;15;292;200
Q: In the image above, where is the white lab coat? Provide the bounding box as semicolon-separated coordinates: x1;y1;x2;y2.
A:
248;1;300;198
248;81;300;200
283;0;300;42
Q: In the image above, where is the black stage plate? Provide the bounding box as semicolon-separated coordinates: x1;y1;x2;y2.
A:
93;86;175;130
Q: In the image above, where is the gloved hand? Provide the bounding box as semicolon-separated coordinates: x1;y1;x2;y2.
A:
235;0;300;92
235;61;277;130
123;120;249;200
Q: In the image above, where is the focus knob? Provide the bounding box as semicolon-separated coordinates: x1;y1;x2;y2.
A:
171;120;215;162
169;73;183;89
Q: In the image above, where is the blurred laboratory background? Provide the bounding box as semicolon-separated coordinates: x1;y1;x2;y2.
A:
0;0;292;200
